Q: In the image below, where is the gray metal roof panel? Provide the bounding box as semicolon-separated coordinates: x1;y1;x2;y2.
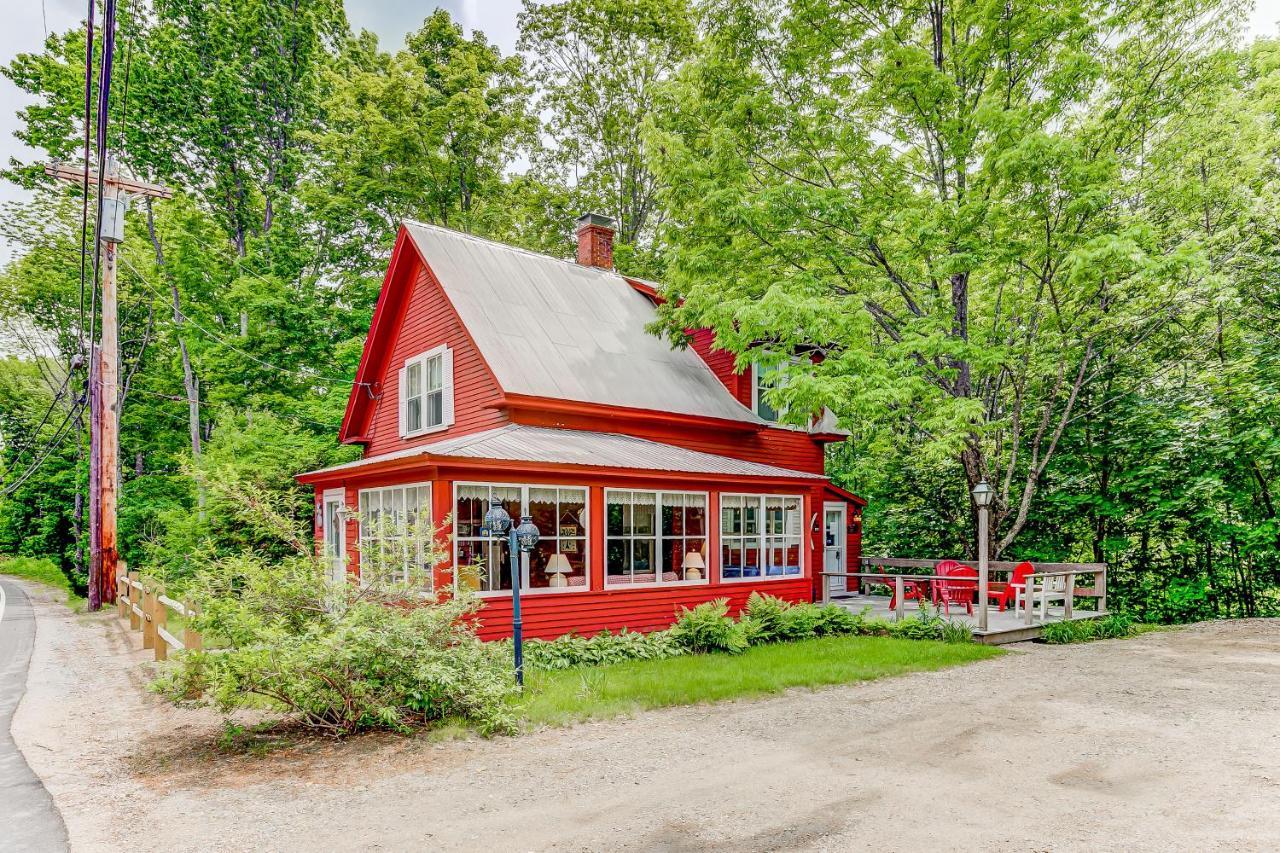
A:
403;222;764;424
300;425;824;480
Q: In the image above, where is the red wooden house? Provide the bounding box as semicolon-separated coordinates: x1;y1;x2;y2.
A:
297;214;864;640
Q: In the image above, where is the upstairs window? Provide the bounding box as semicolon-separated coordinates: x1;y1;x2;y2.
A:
753;361;784;422
400;345;453;437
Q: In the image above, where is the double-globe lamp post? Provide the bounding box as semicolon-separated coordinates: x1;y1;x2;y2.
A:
972;479;995;632
482;497;540;688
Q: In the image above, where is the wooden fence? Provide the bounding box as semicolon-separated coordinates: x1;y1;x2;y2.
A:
114;564;202;661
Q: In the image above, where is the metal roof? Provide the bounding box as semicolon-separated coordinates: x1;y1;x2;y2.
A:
300;424;825;480
403;222;764;425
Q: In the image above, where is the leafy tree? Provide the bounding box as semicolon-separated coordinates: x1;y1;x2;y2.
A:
303;14;537;285
519;0;696;262
648;0;1245;555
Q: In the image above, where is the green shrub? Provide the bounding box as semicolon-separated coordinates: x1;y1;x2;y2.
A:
524;628;682;671
0;555;82;605
154;552;518;736
1041;613;1137;644
671;598;749;654
742;592;789;643
940;619;975;644
778;601;823;640
813;603;862;636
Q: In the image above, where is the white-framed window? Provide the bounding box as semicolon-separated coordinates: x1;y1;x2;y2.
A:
399;344;453;437
605;490;708;587
720;494;803;581
357;482;433;587
454;482;589;594
753;361;784;421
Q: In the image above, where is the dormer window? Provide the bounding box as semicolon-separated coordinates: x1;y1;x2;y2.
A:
753;361;784;422
400;344;453;437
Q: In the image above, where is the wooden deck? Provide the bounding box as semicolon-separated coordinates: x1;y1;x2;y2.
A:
827;593;1109;645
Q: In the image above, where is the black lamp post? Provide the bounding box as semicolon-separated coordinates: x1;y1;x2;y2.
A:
483;497;540;688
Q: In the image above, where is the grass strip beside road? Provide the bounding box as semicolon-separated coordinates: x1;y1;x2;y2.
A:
0;556;85;610
517;634;1003;727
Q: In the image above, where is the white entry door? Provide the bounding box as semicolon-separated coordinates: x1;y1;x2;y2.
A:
322;489;346;584
823;503;847;597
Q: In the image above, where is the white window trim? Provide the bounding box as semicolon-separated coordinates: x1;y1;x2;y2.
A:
719;493;805;583
399;344;454;439
453;481;590;597
357;482;434;588
752;361;786;423
604;489;711;589
321;488;347;585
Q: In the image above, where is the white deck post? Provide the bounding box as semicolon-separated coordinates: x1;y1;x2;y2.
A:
1025;575;1036;626
895;575;905;621
1064;572;1075;619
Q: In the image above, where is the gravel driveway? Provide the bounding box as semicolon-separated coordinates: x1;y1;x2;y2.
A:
10;579;1280;852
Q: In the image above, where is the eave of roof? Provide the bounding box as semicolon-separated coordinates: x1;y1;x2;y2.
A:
297;424;825;483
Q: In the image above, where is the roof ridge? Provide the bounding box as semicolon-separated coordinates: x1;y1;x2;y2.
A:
402;219;621;282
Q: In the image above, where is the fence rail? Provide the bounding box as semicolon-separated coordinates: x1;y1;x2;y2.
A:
114;564;201;661
822;560;1107;632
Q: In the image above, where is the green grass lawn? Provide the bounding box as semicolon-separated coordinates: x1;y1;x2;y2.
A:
517;634;1003;727
0;555;85;610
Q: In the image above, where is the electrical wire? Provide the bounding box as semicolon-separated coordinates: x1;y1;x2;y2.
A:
1;399;87;497
118;253;371;389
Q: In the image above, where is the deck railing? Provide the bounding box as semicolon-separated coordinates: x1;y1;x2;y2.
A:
114;564;202;661
819;557;1107;633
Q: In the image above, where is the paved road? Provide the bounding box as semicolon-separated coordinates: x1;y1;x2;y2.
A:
0;579;69;853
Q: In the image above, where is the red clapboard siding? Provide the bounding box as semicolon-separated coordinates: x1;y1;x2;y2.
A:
472;579;813;640
509;406;826;474
363;259;508;457
688;327;753;408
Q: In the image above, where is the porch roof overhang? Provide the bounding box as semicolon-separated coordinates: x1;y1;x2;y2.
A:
297;424;826;485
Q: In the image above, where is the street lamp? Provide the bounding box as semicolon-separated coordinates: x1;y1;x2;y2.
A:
972;480;995;632
483;498;540;688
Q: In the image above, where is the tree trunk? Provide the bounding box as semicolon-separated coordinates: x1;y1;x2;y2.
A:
145;201;205;513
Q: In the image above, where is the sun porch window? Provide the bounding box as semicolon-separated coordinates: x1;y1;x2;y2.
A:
605;490;708;586
454;483;588;593
357;483;433;587
721;494;803;580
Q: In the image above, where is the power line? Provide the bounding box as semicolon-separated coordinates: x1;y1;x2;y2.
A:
0;371;77;478
1;399;86;497
118;253;371;389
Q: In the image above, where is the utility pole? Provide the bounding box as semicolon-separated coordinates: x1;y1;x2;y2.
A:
47;158;171;609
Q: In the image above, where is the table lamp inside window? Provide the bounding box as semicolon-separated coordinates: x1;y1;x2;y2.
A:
682;550;705;581
546;552;572;587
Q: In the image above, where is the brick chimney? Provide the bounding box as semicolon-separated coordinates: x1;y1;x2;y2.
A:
575;212;616;270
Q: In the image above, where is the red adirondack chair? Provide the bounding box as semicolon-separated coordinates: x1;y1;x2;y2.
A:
930;560;964;606
934;563;978;616
987;561;1035;612
886;574;927;609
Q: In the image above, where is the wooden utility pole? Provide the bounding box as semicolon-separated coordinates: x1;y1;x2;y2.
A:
47;157;171;609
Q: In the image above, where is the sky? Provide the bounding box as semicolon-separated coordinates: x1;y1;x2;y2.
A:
0;0;1277;265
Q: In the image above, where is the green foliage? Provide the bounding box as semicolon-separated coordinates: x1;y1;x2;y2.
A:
523;628;682;671
519;0;695;259
519;634;1003;727
528;596;975;673
0;555;83;607
670;598;749;654
1040;614;1137;644
154;549;518;736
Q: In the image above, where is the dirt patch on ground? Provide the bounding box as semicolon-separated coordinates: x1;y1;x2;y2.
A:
12;580;1280;852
